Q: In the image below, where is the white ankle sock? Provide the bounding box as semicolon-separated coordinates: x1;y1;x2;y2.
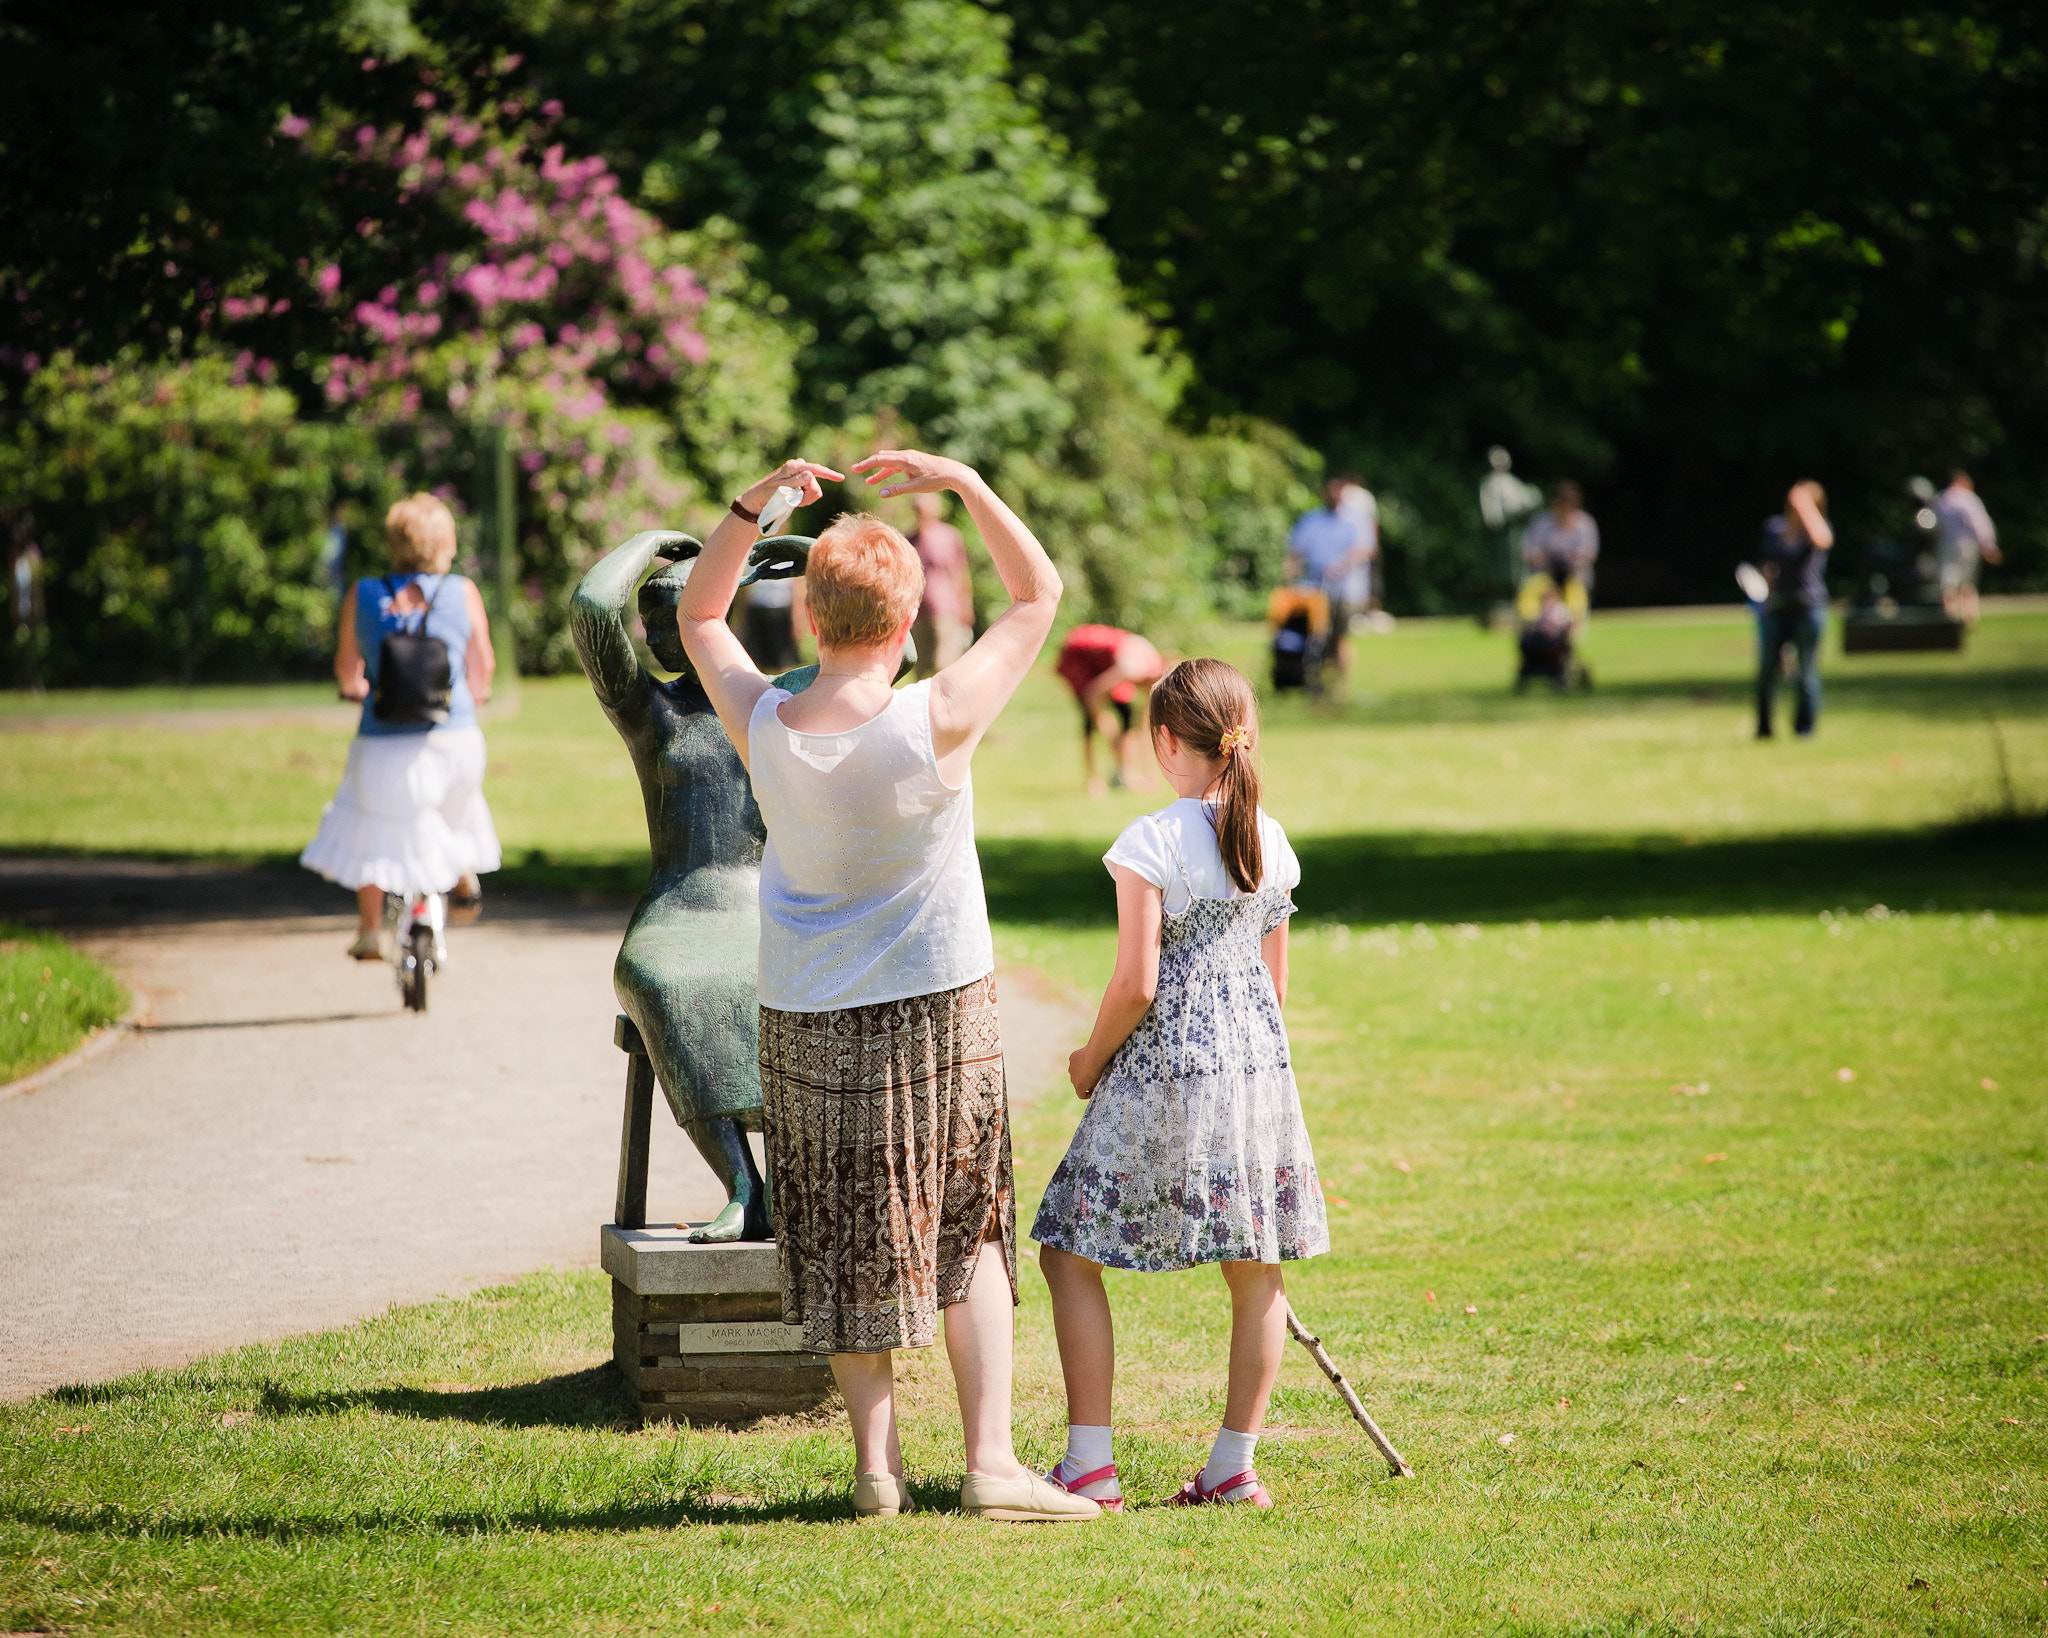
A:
1200;1426;1258;1494
1056;1424;1119;1496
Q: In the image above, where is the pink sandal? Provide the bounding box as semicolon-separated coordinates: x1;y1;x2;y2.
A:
1047;1462;1125;1513
1161;1468;1272;1509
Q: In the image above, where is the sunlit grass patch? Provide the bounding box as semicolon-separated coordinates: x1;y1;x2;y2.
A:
0;924;127;1083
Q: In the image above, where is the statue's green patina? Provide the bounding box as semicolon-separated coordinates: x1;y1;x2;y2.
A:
568;529;815;1244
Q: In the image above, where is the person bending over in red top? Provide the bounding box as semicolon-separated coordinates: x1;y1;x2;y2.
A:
1055;624;1167;797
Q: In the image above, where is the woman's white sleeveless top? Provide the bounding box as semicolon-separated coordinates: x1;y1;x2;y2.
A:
748;680;995;1012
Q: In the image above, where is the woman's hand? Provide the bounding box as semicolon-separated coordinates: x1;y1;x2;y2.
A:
1067;1048;1101;1099
740;457;844;516
851;448;978;500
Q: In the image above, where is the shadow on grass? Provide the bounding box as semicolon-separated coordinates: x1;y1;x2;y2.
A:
976;816;2048;926
255;1365;639;1431
10;817;2045;930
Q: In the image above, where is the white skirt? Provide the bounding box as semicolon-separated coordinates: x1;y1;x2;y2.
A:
300;726;502;896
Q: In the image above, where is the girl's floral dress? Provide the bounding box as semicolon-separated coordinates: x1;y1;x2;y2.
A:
1032;818;1329;1270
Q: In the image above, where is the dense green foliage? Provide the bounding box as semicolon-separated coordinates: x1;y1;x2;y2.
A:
0;924;128;1084
1002;0;2048;606
0;353;382;683
0;0;1309;681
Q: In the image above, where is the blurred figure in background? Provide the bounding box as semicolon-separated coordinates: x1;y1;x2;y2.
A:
1934;471;2000;625
1520;481;1600;606
1286;474;1370;681
1055;624;1166;796
1755;481;1834;740
909;491;974;678
1336;481;1380;623
740;570;803;673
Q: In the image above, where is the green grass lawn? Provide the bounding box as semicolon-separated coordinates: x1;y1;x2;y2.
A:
2;607;2044;1633
0;925;128;1083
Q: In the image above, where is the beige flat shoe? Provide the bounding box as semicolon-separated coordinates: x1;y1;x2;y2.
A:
959;1471;1102;1522
854;1472;912;1519
346;931;384;962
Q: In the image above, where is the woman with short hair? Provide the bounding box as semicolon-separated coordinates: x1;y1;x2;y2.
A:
302;493;500;959
679;450;1097;1523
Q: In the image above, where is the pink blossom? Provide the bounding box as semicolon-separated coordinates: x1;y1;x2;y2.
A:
163;260;178;277
542;99;564;119
272;298;290;315
416;281;442;308
415;92;437;110
362;57;378;71
230;350;255;384
680;332;707;364
519;451;544;472
502;100;524;118
278;113;311;139
456;162;484;189
379;284;399;306
317;265;342;297
401;132;431;166
508;321;545;350
450;119;480;148
357;218;378;237
256;358;277;383
498;53;523;71
457;265;505;307
357;125;378;148
401;386;421;416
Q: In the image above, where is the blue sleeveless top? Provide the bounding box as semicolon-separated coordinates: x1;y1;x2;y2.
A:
355;574;478;736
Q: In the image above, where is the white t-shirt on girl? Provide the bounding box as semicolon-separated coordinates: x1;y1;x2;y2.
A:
1103;797;1302;914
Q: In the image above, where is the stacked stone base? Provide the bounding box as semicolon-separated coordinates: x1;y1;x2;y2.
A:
602;1225;834;1426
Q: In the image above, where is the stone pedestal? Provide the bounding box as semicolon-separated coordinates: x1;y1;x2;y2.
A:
602;1225;834;1425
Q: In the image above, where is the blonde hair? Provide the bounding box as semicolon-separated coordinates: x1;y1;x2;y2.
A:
1149;657;1265;893
806;512;924;648
385;493;458;574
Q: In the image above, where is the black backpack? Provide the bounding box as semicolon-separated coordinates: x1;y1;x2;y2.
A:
372;575;454;726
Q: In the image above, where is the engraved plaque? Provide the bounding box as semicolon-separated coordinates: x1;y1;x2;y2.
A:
677;1320;811;1354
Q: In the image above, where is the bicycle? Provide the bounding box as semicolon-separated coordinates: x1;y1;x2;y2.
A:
383;889;447;1013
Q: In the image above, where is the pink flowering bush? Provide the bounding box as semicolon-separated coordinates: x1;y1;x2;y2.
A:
250;93;761;669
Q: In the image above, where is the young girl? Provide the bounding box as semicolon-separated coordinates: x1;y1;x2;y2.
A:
1032;657;1329;1509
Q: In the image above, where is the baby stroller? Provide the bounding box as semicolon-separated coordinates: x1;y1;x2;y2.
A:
1268;585;1331;693
1513;563;1592;692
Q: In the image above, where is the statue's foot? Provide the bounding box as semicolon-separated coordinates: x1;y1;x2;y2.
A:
688;1199;752;1244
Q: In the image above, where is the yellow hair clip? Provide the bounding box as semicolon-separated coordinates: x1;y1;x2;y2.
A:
1218;725;1254;758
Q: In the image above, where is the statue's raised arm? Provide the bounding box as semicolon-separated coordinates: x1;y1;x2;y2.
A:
570;530;700;715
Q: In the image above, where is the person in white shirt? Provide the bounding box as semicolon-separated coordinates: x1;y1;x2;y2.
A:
677;449;1098;1525
1934;471;2001;624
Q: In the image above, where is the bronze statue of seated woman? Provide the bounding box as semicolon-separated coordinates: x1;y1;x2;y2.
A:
569;528;817;1243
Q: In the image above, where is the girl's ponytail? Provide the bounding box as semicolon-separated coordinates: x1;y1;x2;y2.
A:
1149;658;1264;893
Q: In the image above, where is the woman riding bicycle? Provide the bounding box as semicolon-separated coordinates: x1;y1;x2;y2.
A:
301;493;502;961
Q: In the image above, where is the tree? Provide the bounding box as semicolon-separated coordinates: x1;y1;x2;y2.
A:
1002;0;2048;602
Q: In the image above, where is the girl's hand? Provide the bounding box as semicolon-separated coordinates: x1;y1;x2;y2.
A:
851;448;977;500
1068;1048;1100;1099
740;457;845;515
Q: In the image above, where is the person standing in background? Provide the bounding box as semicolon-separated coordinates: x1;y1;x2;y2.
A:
1755;481;1834;740
1285;475;1369;681
1336;481;1380;620
740;570;803;673
909;491;974;678
1934;471;2000;625
1520;481;1600;602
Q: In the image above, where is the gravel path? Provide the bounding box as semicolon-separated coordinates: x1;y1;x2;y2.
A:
0;859;1083;1400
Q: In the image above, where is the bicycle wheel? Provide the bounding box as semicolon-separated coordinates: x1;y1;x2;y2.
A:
405;925;432;1012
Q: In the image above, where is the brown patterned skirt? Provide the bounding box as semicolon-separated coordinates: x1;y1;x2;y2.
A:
759;972;1016;1354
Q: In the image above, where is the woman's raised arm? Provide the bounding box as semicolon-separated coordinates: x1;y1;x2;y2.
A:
852;450;1063;779
678;458;843;763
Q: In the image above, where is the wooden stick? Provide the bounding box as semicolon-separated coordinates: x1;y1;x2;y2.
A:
1285;1303;1413;1477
